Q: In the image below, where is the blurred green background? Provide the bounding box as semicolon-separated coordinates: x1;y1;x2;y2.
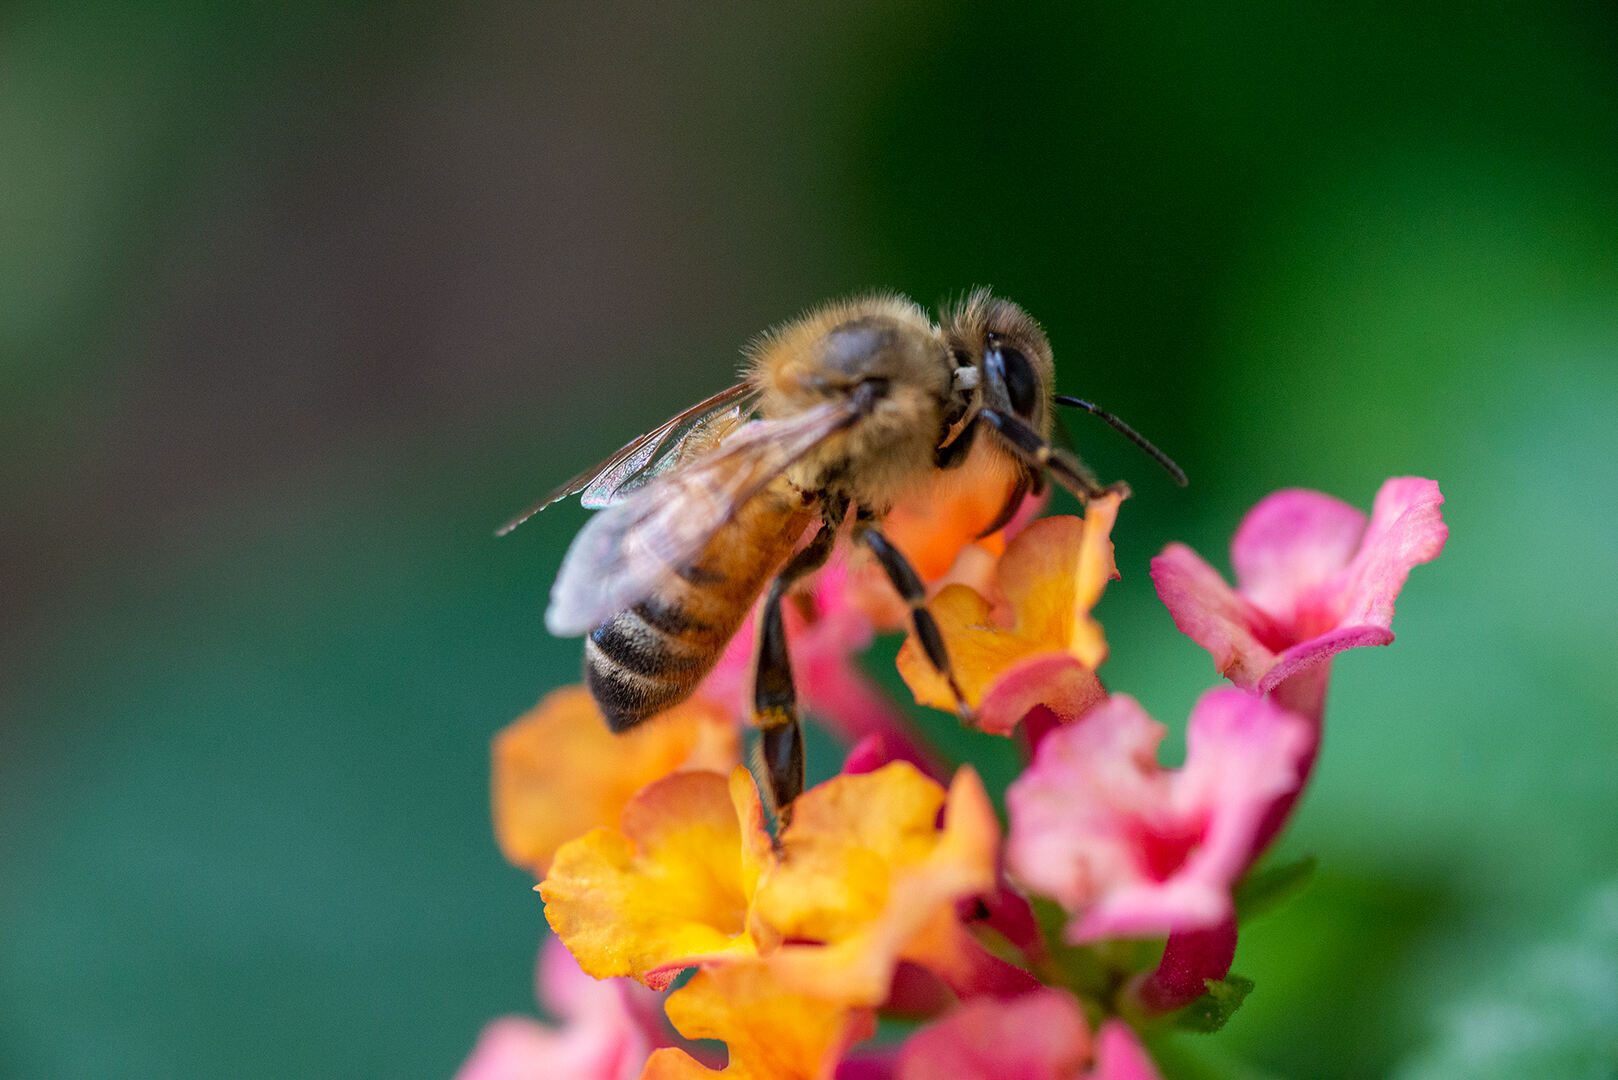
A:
4;3;1615;1077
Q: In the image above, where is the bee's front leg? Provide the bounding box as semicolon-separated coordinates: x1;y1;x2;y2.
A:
751;498;846;824
853;516;974;724
978;408;1131;504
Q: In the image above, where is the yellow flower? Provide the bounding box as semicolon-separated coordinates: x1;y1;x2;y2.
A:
540;762;1014;1006
639;963;873;1080
896;492;1122;735
540;767;774;989
755;764;1007;1006
494;686;739;877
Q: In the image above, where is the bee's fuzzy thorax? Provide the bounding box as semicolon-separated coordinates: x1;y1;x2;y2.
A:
745;293;957;511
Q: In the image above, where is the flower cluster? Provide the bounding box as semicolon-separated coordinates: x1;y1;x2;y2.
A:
465;475;1447;1079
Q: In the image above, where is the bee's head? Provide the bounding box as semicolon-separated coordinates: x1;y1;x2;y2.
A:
942;289;1055;437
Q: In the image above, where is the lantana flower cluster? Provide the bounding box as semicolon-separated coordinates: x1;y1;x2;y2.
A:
465;471;1447;1079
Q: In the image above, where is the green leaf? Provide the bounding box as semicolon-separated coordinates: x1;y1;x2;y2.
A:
1234;856;1317;922
1173;974;1256;1033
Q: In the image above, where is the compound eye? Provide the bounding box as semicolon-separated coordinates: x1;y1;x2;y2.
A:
988;343;1040;418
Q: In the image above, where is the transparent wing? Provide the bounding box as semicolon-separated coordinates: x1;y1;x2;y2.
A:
495;381;760;536
584;390;757;508
545;401;856;636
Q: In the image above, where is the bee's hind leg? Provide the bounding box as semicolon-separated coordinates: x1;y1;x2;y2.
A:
751;500;846;823
853;516;975;725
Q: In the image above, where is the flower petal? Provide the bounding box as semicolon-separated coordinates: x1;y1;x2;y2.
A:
896;580;1028;712
1060;492;1119;669
639;1050;716;1079
458;940;654;1080
757;763;949;942
896;495;1121;727
975;653;1107;737
458;1015;645;1080
1091;1021;1165;1080
643;963;875;1080
495;687;739;877
1256;624;1396;694
1230;489;1368;619
1333;476;1448;630
1006;690;1310;942
1150;544;1281;690
696;562;874;724
541;768;767;989
537;934;658;1024
756;765;1010;1005
894;988;1092;1080
892;912;1042;1002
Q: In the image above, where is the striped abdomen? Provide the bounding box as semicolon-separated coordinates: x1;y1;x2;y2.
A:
586;484;813;731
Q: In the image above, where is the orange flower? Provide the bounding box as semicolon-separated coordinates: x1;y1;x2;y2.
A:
639;963;873;1080
896;493;1122;735
883;445;1027;576
494;686;740;877
846;443;1041;630
540;762;1019;1006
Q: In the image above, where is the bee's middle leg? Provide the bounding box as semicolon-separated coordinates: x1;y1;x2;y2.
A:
853;516;974;723
752;501;845;819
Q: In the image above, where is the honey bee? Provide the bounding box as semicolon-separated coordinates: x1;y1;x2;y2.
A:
501;290;1183;814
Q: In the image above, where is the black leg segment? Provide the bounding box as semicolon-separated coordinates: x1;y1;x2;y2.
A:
750;500;846;818
978;407;1130;504
757;721;804;823
855;522;973;722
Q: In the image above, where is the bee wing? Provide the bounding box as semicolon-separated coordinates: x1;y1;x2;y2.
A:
587;391;757;508
495;381;760;536
545;400;857;636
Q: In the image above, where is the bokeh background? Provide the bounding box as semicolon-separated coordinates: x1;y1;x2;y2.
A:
4;3;1616;1077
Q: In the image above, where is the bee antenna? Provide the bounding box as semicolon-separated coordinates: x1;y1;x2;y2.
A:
1053;395;1188;487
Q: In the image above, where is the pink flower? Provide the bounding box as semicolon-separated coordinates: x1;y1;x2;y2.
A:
1005;689;1311;942
893;990;1163;1080
456;938;662;1080
1151;477;1447;697
1088;1021;1165;1080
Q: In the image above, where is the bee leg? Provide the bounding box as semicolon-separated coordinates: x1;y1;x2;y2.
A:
978;408;1132;503
854;520;975;724
752;504;845;823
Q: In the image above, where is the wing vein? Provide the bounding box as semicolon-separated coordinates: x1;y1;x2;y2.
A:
496;381;760;535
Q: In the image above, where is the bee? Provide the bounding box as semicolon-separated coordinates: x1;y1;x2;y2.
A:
501;290;1184;814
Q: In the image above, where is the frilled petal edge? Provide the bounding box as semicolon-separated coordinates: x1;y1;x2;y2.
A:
1256;623;1395;694
1150;543;1280;690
